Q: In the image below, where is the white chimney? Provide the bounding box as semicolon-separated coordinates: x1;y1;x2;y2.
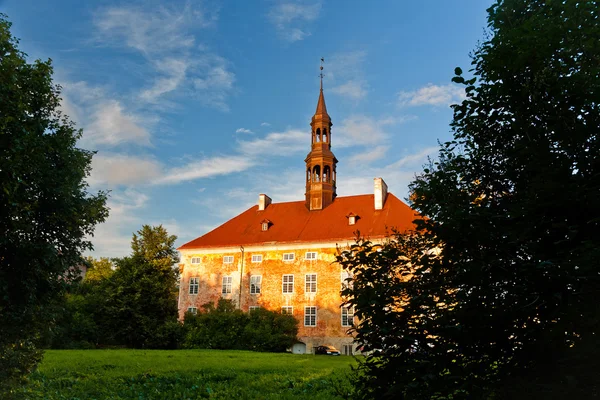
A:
258;194;272;211
374;178;388;210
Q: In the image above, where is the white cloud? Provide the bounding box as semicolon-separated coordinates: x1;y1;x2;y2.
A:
268;2;321;42
139;58;188;102
331;80;368;100
89;154;162;186
61;81;152;148
336;115;395;148
236;128;254;134
327;51;368;100
260;122;271;127
89;189;149;257
398;84;465;107
347;145;389;165
94;4;235;110
158;156;255;185
237;129;307;156
94;4;213;55
86;101;152;147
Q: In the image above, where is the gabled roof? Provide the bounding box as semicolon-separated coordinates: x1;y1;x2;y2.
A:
178;193;418;250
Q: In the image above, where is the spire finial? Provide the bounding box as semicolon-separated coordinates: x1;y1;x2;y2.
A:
319;57;325;90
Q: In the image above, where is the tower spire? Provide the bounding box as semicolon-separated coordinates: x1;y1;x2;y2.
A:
320;57;324;90
305;59;337;210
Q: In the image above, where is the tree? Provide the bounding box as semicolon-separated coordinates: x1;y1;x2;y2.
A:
98;226;180;348
131;225;179;270
84;257;114;282
0;14;108;394
339;1;600;398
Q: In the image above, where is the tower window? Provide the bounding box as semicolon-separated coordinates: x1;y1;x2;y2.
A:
323;128;328;142
316;128;321;141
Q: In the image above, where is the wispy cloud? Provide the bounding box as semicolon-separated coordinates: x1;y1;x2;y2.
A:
237;129;307;156
94;4;214;55
268;2;322;42
94;4;235;110
348;145;389;165
398;83;465;107
328;50;369;100
335;115;396;148
260;122;271;127
158;156;255;185
61;81;152;148
235;128;254;134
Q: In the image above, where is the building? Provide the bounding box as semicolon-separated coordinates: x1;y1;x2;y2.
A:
177;77;418;354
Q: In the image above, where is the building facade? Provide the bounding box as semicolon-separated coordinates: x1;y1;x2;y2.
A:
177;80;417;354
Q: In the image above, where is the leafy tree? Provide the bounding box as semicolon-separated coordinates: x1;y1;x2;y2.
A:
132;225;179;270
84;256;114;282
339;1;600;398
182;299;298;352
0;14;107;395
98;226;180;348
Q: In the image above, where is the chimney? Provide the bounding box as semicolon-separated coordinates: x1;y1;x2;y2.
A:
374;178;388;210
258;194;272;211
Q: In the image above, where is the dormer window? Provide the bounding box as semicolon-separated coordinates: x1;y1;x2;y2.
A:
260;219;272;231
260;219;273;232
346;212;359;226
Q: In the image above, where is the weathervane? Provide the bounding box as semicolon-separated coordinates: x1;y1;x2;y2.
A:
319;57;325;90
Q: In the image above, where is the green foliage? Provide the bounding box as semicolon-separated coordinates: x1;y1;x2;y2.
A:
17;349;354;399
339;1;600;398
0;14;108;396
99;255;180;349
183;299;299;352
131;225;179;271
84;256;114;282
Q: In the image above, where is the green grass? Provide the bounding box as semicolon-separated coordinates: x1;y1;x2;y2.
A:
19;349;357;399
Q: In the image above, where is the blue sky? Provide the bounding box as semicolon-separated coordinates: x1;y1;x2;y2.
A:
2;0;493;257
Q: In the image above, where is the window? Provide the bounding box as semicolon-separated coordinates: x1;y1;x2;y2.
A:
281;306;293;315
261;222;269;231
252;254;263;263
342;306;354;327
222;276;232;294
283;253;295;262
348;215;356;225
341;271;353;291
187;307;197;315
189;277;199;295
223;256;234;264
191;257;201;264
249;306;260;312
282;274;294;294
305;252;317;260
304;306;317;326
250;275;262;294
305;274;317;293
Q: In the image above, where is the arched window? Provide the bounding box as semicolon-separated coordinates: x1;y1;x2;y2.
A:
307;168;311;182
316;128;321;142
323;129;328;143
323;166;331;183
313;165;321;182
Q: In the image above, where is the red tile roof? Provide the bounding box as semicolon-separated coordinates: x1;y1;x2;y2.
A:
178;193;418;250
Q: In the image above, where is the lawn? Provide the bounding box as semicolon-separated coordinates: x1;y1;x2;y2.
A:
19;349;357;399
